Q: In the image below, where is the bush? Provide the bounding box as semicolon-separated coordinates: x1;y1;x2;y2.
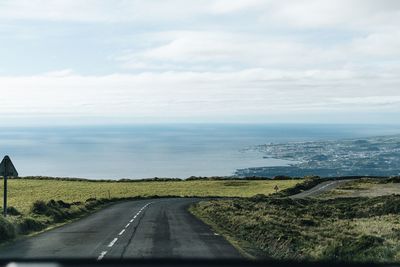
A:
56;200;71;208
251;194;268;201
0;216;16;242
7;206;22;216
85;200;100;210
273;175;293;180
380;177;400;183
17;217;46;234
31;200;74;222
0;206;22;216
31;200;49;215
323;235;388;262
273;177;325;197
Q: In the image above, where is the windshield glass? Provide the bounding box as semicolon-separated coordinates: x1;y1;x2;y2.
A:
0;0;400;264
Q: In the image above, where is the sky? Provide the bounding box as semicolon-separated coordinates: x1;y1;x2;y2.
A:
0;0;399;125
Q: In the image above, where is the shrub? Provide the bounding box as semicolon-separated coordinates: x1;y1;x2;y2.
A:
31;200;49;215
31;200;72;222
85;200;100;210
17;217;46;234
0;206;22;216
380;177;400;183
273;177;325;197
56;200;71;208
0;216;16;242
323;235;388;262
7;206;22;216
273;175;293;180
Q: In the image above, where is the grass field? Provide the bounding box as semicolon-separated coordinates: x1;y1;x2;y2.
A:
2;178;301;214
192;195;400;262
319;178;400;198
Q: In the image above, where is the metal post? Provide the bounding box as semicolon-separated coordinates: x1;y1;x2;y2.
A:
3;175;7;217
3;157;7;217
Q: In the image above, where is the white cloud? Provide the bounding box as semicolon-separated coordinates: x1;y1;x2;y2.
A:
0;68;399;124
259;0;400;30
349;31;400;58
0;0;212;22
116;28;400;73
334;96;400;106
1;0;399;31
0;1;399;124
116;31;331;71
210;0;265;14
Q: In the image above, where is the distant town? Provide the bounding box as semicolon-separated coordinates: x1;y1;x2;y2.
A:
236;135;400;178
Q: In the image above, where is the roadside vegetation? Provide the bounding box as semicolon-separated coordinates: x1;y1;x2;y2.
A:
0;197;125;242
271;176;325;197
0;176;301;243
3;177;300;213
191;177;400;263
319;177;400;198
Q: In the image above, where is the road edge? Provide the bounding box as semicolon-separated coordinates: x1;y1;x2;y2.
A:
188;203;261;260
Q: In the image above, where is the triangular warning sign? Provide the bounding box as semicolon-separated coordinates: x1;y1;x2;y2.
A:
0;155;18;177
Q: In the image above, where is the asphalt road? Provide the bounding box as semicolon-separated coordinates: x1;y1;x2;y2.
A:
290;179;350;199
0;198;241;260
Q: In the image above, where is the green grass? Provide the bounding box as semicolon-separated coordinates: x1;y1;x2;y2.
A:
3;178;301;214
0;177;302;244
319;178;400;198
191;195;400;263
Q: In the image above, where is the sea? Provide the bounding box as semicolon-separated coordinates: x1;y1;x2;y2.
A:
1;123;400;179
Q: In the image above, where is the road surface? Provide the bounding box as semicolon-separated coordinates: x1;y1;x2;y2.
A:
0;198;241;260
290;179;350;199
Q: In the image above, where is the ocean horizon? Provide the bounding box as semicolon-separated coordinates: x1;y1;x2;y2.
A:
1;123;400;179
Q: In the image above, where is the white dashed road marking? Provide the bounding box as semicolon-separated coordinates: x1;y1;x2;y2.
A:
108;238;118;247
97;202;153;261
97;251;107;261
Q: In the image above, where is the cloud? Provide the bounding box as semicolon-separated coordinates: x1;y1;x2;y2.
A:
0;68;399;124
2;1;400;73
115;28;400;73
0;1;399;124
210;0;265;14
349;31;400;58
43;69;75;77
333;96;400;106
116;31;331;71
1;0;399;31
259;0;400;30
0;0;212;22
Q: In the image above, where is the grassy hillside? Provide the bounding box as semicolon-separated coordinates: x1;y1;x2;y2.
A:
319;178;400;198
3;178;301;214
0;177;301;244
191;195;400;263
0;177;302;244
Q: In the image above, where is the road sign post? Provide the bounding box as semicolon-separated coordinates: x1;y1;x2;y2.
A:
3;175;6;217
0;156;18;217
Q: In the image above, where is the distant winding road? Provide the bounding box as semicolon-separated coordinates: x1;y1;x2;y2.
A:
290;179;350;199
0;198;241;260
